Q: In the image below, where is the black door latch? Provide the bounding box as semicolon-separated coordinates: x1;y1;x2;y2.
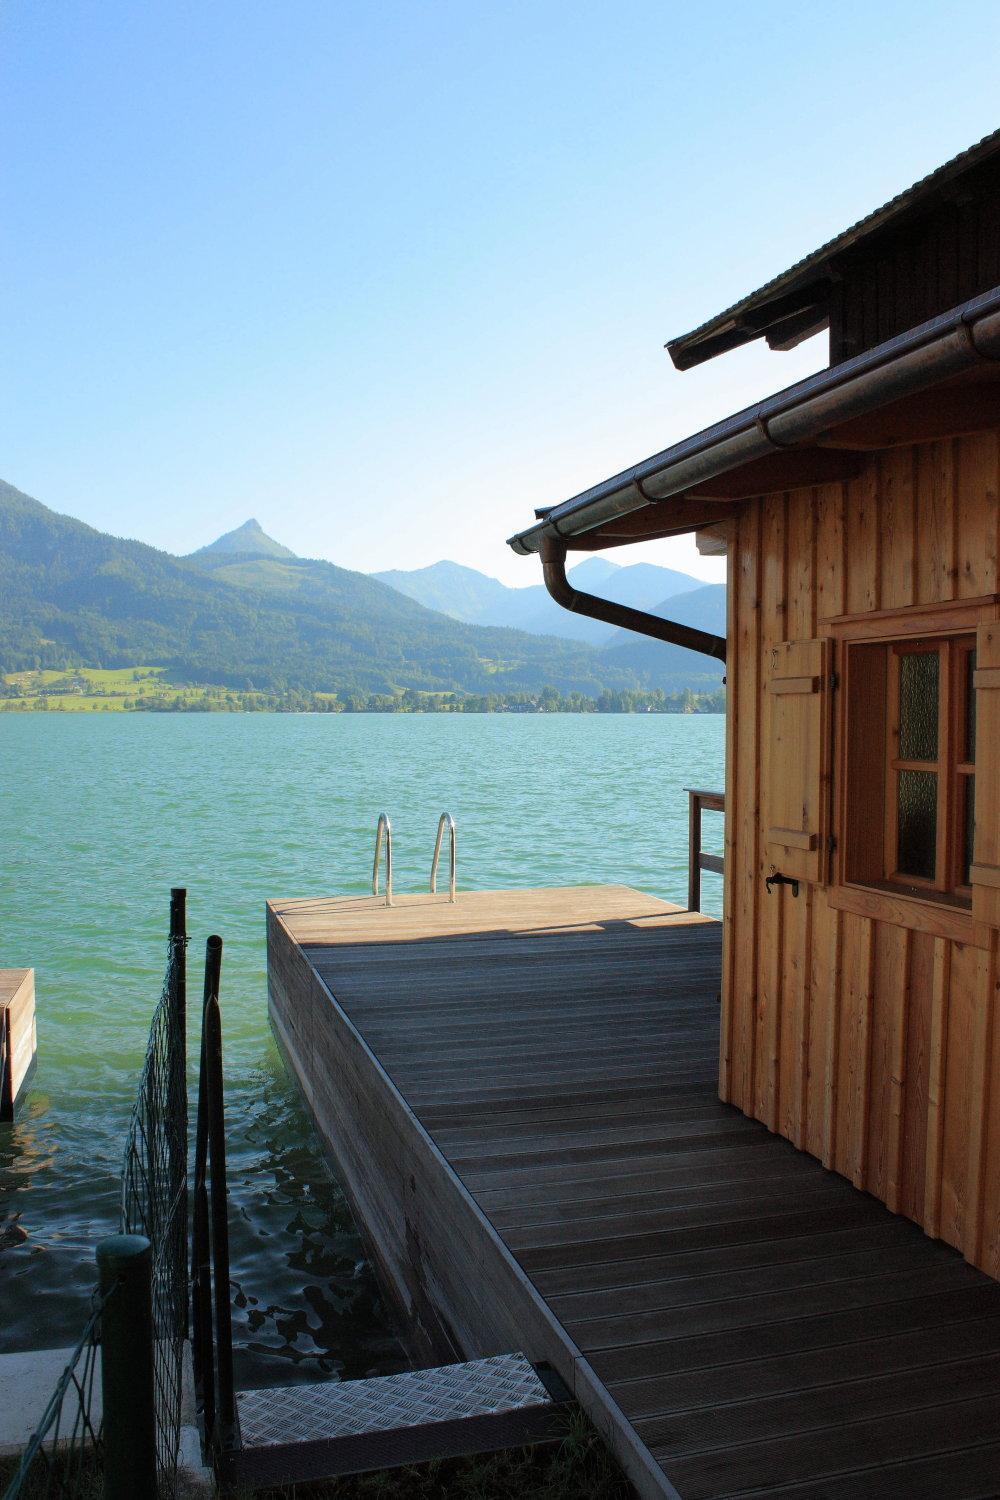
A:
765;871;800;897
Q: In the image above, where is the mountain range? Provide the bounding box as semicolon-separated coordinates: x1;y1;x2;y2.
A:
0;479;725;698
373;557;718;645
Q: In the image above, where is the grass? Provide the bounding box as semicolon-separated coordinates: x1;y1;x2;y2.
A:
0;667;263;712
0;1410;633;1499
225;1408;635;1500
0;1449;104;1499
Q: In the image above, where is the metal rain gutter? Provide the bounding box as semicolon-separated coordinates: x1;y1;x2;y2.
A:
540;536;727;662
509;287;1000;559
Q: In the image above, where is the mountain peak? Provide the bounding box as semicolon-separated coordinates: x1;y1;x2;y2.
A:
192;518;296;560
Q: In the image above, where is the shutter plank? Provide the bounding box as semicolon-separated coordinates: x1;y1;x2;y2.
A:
765;639;833;885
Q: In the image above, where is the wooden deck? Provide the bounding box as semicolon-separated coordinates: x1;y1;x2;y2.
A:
267;886;1000;1500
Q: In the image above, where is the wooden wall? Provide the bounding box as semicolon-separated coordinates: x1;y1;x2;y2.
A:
829;156;1000;363
720;430;1000;1278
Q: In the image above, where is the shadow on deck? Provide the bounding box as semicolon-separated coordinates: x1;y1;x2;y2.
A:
267;885;1000;1500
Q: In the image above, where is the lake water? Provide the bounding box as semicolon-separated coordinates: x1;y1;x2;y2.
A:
0;712;724;1386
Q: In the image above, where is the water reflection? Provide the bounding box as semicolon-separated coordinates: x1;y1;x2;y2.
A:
224;1045;406;1385
0;1035;405;1385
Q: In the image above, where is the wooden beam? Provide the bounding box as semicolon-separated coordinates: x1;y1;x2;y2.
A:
566;500;742;550
685;449;865;500
766;307;830;352
815;378;1000;450
739;282;831;333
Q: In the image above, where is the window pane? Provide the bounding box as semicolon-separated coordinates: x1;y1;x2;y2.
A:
963;775;976;886
898;651;939;761
966;649;977;762
897;769;937;879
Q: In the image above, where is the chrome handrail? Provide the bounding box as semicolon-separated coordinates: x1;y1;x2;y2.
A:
372;813;393;907
430;813;456;903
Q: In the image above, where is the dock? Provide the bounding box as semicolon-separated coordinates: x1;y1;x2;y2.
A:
1;969;36;1122
267;885;1000;1499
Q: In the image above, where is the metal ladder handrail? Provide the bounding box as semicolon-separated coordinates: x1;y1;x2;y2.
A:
430;813;457;903
372;813;393;907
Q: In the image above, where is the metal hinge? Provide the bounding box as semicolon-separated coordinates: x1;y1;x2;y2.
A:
829;672;840;691
827;834;838;853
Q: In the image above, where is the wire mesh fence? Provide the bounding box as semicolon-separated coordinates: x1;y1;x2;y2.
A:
4;893;190;1500
119;903;189;1486
1;1284;114;1500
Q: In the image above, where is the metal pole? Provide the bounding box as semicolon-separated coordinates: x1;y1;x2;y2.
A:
203;940;236;1450
372;813;393;907
97;1234;157;1500
191;936;221;1443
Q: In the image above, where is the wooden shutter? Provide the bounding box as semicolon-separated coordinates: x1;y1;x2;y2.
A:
971;620;1000;931
765;638;833;885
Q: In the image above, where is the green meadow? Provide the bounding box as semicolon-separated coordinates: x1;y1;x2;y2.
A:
0;667;260;712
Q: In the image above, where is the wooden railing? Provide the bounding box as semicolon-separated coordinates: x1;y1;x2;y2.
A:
686;787;725;912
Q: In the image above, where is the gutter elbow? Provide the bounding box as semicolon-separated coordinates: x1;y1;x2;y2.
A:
540;536;726;665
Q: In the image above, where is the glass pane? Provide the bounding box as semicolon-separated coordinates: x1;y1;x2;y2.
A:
897;769;937;880
963;776;976;886
898;651;939;761
966;649;977;762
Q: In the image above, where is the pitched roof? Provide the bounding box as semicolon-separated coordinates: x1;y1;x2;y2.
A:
667;128;1000;371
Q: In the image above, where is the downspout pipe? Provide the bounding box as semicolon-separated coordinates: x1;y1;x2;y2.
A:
540;535;727;663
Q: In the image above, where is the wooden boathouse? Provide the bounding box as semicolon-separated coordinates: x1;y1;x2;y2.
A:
269;136;1000;1497
511;130;1000;1284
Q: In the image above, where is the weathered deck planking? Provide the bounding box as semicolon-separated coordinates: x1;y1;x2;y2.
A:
267;886;1000;1500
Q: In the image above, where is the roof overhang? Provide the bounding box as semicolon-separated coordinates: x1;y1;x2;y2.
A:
666;129;1000;370
508;288;1000;558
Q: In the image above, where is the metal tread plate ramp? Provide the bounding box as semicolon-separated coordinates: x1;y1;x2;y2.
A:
226;1353;569;1488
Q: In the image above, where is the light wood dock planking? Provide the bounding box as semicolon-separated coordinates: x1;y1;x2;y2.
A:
267;886;1000;1499
1;969;36;1122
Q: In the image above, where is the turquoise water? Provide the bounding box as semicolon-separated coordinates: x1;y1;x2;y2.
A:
0;712;724;1385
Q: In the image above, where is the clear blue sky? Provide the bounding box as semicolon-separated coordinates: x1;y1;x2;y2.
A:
2;2;998;585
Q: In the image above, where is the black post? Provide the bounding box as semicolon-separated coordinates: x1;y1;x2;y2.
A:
0;1008;12;1123
97;1234;157;1500
190;935;221;1444
204;938;236;1450
169;887;187;1040
169;887;188;1339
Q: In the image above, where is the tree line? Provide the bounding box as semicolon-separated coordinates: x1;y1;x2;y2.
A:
2;683;726;714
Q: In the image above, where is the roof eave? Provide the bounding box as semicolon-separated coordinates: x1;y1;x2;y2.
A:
508;287;1000;557
665;128;1000;372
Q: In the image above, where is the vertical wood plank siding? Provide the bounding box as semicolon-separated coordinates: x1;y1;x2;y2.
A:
723;431;1000;1277
830;163;1000;362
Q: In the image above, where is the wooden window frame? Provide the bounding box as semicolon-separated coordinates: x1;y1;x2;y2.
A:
823;595;998;947
952;639;977;893
883;637;974;899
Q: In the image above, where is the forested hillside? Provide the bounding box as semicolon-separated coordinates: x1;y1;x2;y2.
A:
0;480;722;697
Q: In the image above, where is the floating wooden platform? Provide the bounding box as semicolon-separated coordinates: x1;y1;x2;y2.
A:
267;886;1000;1499
1;969;36;1122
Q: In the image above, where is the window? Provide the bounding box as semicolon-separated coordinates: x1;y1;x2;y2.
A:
843;633;976;905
